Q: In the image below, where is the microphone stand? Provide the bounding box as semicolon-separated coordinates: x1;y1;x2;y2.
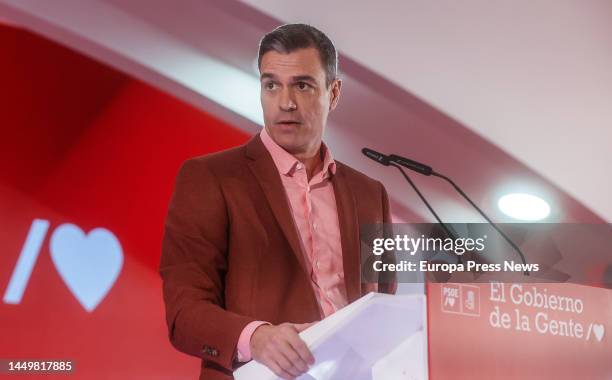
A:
388;154;530;275
431;171;529;273
390;163;458;241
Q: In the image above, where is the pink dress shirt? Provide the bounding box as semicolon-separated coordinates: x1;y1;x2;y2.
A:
236;129;348;362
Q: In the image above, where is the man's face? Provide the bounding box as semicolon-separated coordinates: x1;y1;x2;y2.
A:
259;47;341;156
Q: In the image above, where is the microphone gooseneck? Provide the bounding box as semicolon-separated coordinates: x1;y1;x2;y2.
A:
387;153;529;275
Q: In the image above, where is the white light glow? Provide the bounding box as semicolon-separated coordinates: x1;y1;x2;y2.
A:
172;54;263;125
498;193;551;221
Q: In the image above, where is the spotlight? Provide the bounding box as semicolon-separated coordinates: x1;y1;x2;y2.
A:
498;193;551;221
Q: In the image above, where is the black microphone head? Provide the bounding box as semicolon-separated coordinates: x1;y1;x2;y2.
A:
362;148;390;166
388;154;433;175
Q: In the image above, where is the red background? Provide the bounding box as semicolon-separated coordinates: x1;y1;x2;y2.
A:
0;24;249;379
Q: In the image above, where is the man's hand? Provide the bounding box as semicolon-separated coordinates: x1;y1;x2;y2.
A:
250;322;315;379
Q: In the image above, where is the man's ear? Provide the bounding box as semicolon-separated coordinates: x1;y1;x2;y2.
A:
329;79;342;111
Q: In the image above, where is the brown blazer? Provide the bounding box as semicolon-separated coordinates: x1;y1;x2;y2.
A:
160;133;394;380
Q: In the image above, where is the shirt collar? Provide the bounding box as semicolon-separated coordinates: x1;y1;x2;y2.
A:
260;128;337;179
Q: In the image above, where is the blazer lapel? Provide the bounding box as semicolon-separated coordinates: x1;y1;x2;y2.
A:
245;134;309;273
331;166;362;303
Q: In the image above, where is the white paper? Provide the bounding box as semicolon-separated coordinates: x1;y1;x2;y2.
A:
234;293;427;380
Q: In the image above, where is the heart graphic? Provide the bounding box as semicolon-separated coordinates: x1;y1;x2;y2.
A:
50;223;123;312
592;324;605;342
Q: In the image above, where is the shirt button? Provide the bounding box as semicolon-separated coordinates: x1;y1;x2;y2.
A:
313;222;317;230
316;260;321;269
296;163;303;170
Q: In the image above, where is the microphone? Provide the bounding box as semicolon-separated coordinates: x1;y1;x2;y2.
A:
362;148;390;166
387;153;529;274
362;148;458;241
388;154;432;176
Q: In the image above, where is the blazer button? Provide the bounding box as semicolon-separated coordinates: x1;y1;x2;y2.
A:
202;346;219;357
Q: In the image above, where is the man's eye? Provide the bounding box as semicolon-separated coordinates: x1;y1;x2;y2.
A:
264;82;277;90
297;82;310;90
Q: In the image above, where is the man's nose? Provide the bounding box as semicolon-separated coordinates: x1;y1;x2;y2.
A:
279;88;297;112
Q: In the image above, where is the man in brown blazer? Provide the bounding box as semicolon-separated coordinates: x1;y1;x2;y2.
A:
160;24;395;380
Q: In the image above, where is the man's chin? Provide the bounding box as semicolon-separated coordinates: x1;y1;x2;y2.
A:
274;122;302;132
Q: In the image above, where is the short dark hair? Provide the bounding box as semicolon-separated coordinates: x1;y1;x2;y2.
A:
258;23;338;87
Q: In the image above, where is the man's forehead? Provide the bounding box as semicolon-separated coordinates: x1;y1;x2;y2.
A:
260;48;325;80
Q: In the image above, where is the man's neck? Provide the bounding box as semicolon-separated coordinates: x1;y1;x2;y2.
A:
293;146;323;181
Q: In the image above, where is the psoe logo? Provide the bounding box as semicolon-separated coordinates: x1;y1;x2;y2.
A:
3;218;123;312
441;284;480;317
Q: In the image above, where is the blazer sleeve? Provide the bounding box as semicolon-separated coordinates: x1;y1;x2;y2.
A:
159;158;254;371
378;182;398;294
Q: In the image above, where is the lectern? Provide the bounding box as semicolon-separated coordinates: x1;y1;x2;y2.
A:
235;282;612;379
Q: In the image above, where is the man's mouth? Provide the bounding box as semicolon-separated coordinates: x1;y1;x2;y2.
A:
275;120;301;125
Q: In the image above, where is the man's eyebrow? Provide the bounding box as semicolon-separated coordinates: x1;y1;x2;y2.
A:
292;75;317;83
259;73;318;83
260;73;276;81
